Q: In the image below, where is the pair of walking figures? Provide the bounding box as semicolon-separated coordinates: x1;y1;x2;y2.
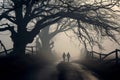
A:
63;52;71;62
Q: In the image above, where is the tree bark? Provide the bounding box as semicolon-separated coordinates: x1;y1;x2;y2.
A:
12;41;27;56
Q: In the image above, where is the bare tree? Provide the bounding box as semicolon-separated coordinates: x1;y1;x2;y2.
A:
36;19;75;54
0;0;120;56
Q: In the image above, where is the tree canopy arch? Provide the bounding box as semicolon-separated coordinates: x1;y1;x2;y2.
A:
0;0;120;56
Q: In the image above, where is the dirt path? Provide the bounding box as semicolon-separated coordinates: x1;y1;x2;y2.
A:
28;62;99;80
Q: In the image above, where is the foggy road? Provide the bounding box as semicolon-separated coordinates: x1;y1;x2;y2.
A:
29;62;100;80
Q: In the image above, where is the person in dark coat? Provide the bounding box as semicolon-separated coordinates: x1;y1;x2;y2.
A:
67;52;70;62
62;52;66;62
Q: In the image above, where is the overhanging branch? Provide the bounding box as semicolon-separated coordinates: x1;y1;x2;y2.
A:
0;24;16;34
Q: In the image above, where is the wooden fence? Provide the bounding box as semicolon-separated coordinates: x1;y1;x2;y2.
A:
0;46;36;55
88;49;120;64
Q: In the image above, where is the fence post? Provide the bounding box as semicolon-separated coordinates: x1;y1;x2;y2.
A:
31;47;33;55
99;54;102;61
115;49;118;64
91;52;93;58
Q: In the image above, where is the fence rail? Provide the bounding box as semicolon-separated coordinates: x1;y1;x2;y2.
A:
0;48;13;54
0;46;36;55
88;49;120;64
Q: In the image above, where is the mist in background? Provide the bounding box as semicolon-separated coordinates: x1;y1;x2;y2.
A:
0;26;119;61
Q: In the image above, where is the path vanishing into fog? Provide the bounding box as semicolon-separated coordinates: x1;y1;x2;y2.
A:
27;61;100;80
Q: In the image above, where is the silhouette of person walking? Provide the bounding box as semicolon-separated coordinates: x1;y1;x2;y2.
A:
67;52;70;62
62;52;66;62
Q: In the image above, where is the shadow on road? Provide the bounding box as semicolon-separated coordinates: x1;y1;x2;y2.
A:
0;54;100;80
57;62;99;80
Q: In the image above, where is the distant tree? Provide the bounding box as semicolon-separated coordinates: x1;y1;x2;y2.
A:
0;0;120;56
36;19;75;54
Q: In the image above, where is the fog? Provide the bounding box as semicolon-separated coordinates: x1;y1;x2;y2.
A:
0;28;119;61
